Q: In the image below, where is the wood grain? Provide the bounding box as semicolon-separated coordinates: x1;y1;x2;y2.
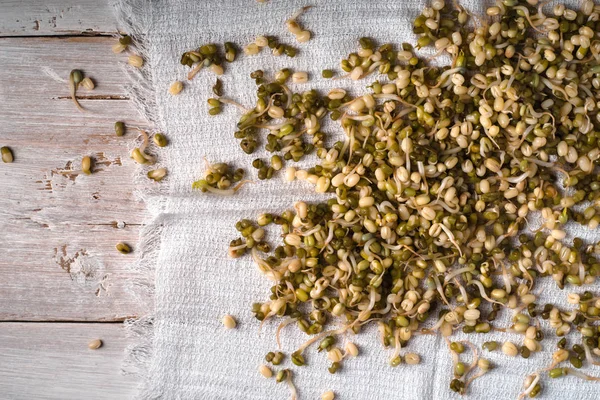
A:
0;0;118;37
1;37;131;98
0;4;147;397
0;322;136;399
0;222;149;321
0;36;152;320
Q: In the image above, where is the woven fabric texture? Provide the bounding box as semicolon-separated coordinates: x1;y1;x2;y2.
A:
117;0;598;399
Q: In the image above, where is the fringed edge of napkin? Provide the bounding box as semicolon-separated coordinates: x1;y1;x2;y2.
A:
113;0;164;396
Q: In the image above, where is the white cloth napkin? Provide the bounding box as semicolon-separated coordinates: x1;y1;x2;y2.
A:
116;0;600;398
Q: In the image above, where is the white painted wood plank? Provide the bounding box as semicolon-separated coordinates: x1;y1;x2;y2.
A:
0;222;149;321
0;36;154;320
0;322;136;399
1;37;131;98
0;0;118;36
0;97;148;225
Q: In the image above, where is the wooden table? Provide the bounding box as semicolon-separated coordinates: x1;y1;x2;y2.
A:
0;1;148;398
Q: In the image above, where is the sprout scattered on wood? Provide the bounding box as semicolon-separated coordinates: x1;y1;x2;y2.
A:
81;77;95;90
81;156;92;175
114;121;125;137
88;339;103;350
1;146;13;163
69;69;84;112
116;242;132;254
113;35;132;53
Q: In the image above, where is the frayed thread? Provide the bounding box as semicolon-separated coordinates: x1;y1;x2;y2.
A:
114;0;158;126
126;216;165;302
122;315;154;377
113;0;165;396
115;0;169;197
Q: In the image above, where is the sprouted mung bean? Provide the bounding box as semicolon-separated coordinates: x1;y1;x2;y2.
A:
69;69;84;112
115;121;126;137
224;42;238;63
116;242;132;254
131;129;156;165
1;146;13;163
181;43;230;80
244;43;260;56
113;34;131;53
482;341;498;352
81;156;93;175
169;81;184;95
259;364;273;378
244;36;298;58
211;64;224;76
291;71;308;83
213;78;223;96
222;314;237;329
153;133;168;148
345;342;359;357
119;34;132;46
322;69;335;79
175;0;600;397
81;77;95;90
275;369;298;400
502;342;519;357
192;160;248;195
88;339;103;350
286;6;312;43
112;43;127;54
128;55;144;68
404;353;421;365
321;391;335;400
147;168;168;182
255;35;269;48
207;98;222;115
265;350;285;365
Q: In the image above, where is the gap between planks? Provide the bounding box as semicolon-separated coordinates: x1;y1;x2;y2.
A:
0;32;117;39
53;95;130;100
0;320;136;324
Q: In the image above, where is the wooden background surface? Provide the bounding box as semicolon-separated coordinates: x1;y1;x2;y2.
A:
0;1;148;398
